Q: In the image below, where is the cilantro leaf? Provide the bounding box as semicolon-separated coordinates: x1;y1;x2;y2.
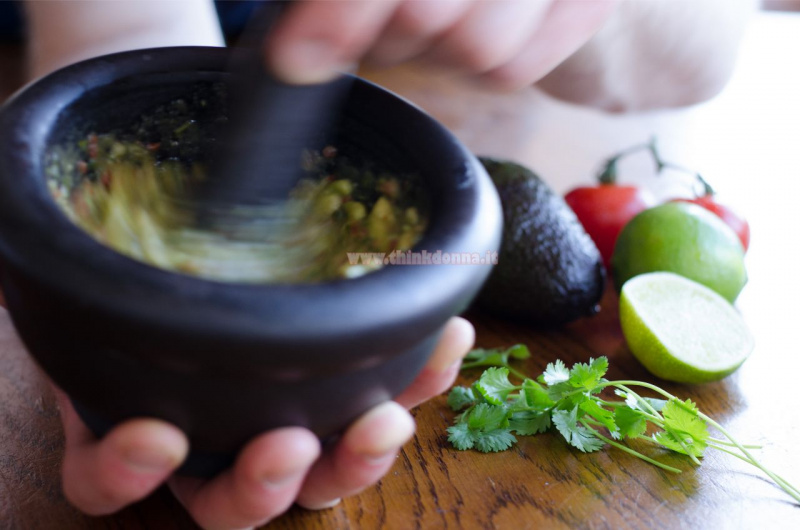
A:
614;389;640;410
447;386;477;411
569;427;605;453
474;430;517;453
463;349;506;366
464;347;498;362
616;389;666;413
463;344;530;369
449;403;517;453
449;403;515;452
624;391;642;411
579;400;618;435
546;381;574;401
506;392;529;412
645;397;668;412
522;379;555;410
653;432;694;456
475;367;518;405
568;357;608;390
552;408;605;453
447;422;476;450
509;410;551;435
548;383;590;410
469;382;489;404
590;356;609;377
663;399;706;436
541;360;570;385
656;399;709;457
614;406;648;439
467;403;509;431
507;344;531;360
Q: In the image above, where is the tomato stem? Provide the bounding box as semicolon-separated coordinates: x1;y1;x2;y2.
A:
597;137;714;197
694;173;716;197
596;139;654;184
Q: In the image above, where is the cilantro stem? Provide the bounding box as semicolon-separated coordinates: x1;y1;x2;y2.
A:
615;385;662;417
597;398;664;428
596;399;625;407
604;381;675;401
461;361;527;381
583;416;614;432
699;414;800;503
633;434;702;465
709;444;800;500
708;437;761;450
608;381;678;400
616;385;703;466
583;423;682;474
613;385;668;427
606;381;799;502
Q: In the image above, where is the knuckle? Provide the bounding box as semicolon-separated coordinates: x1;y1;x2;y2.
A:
447;37;510;73
482;63;536;91
317;31;371;63
394;2;454;38
228;482;294;525
63;478;123;515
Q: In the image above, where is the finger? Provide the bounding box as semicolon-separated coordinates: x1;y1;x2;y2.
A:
394;316;475;409
266;0;403;84
415;0;552;75
363;0;472;68
296;401;415;510
57;389;188;516
169;428;320;530
483;0;619;90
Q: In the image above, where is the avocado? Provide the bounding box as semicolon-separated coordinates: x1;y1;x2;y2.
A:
477;158;605;326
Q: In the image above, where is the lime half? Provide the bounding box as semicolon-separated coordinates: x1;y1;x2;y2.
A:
619;272;754;384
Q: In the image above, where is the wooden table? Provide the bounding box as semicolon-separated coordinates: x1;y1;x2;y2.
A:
2;10;800;529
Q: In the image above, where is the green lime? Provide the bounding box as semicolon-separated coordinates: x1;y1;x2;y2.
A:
611;202;747;303
619;272;753;383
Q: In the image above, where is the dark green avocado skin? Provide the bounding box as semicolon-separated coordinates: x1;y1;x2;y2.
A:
477;157;606;326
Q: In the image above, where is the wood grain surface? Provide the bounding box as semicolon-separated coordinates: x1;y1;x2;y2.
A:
2;11;800;530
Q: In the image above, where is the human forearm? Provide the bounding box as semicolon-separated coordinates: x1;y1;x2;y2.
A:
25;0;224;80
536;0;759;111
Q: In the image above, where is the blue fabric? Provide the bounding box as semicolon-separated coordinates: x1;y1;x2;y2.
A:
0;1;24;41
215;1;264;40
0;1;264;41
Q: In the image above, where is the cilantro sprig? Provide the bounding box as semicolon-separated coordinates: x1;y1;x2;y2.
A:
447;346;800;503
460;344;531;379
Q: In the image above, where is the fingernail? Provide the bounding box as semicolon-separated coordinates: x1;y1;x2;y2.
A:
261;467;308;489
426;317;475;372
428;356;463;375
362;452;401;466
270;40;347;85
303;498;341;511
426;344;463;373
348;402;415;460
123;446;182;473
261;450;317;489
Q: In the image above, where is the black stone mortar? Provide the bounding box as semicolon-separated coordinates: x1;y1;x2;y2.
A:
0;47;502;476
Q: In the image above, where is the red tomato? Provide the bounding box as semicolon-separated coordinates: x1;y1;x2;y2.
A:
565;185;656;269
672;196;750;252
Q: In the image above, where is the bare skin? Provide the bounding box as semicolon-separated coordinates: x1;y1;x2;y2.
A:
27;0;757;111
